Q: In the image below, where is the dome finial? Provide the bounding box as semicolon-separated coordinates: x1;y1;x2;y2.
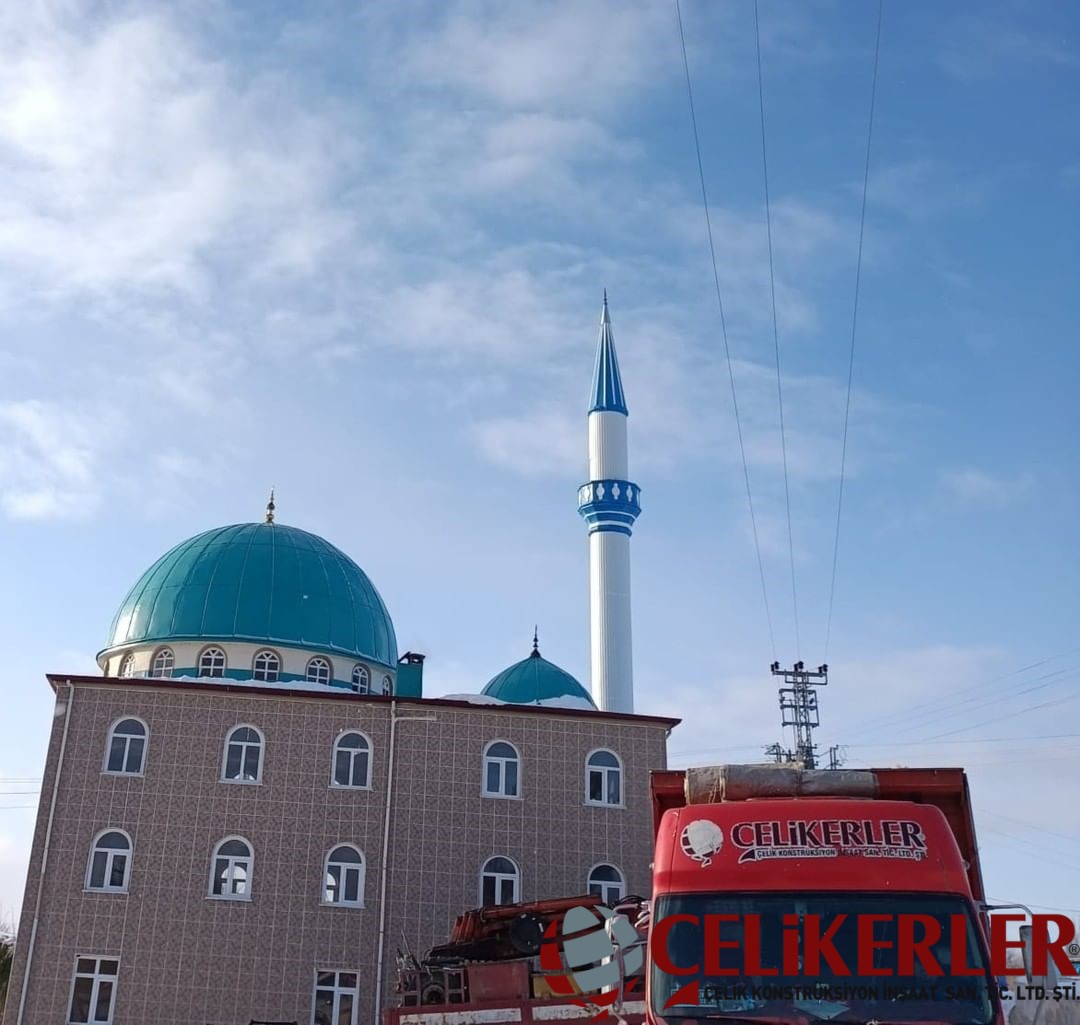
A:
531;625;540;658
265;487;276;524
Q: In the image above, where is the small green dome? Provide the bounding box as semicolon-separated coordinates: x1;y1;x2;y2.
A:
482;644;596;708
103;522;397;667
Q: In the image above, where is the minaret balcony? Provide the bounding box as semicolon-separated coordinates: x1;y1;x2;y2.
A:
577;479;641;535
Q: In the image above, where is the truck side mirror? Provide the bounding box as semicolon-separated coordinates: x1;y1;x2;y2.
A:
1021;924;1062;988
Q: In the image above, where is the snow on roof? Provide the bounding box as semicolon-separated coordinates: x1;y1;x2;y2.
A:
441;692;597;710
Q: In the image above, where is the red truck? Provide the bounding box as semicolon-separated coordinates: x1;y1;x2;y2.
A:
387;764;1008;1025
647;763;1004;1025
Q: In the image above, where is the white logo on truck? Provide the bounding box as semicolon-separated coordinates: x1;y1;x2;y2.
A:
680;819;725;867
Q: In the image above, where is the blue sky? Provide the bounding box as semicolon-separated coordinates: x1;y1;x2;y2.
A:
0;0;1077;925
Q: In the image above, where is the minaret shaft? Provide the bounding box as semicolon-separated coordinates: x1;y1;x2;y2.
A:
589;529;634;713
588;411;628;479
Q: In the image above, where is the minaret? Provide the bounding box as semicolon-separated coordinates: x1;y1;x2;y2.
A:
577;293;641;713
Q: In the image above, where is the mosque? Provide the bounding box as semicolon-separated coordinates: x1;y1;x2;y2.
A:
1;299;677;1025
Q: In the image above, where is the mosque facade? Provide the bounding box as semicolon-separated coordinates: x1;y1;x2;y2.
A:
1;301;676;1025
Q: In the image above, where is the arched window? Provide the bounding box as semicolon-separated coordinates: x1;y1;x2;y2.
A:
306;657;331;685
199;646;227;678
381;674;393;696
150;647;174;678
482;741;520;798
118;653;136;678
323;845;365;906
105;718;147;775
350;664;369;694
587;863;625;904
210;836;252;899
252;649;280;682
586;749;622;806
86;829;132;891
480;856;519;906
222;725;263;783
331;731;371;789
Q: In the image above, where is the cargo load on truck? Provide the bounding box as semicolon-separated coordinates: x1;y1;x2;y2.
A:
387;894;648;1025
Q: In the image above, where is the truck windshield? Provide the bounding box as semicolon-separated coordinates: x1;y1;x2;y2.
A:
651;893;993;1025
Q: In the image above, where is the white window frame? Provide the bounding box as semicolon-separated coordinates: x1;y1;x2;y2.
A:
221;724;264;784
350;664;370;694
482;740;520;799
330;730;372;789
312;969;359;1025
198;645;227;677
306;657;332;685
84;829;132;893
252;648;281;682
118;653;135;678
149;647;174;678
381;674;393;695
585;748;623;807
322;845;366;907
67;955;119;1025
103;717;148;776
208;835;253;901
480;855;520;906
587;863;626;905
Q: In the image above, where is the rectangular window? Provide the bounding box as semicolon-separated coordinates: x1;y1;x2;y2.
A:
68;956;118;1024
313;970;359;1025
504;761;518;796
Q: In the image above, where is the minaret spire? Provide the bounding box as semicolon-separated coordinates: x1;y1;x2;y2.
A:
577;293;640;713
265;488;276;524
590;289;628;416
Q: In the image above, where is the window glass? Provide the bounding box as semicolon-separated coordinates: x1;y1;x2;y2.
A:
105;719;146;774
332;733;370;788
150;648;174;678
483;742;520;798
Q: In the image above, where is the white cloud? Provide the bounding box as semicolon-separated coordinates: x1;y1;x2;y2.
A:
469;405;581;477
940;467;1034;505
0;5;352;300
401;1;673;112
939;16;1077;79
0;400;120;519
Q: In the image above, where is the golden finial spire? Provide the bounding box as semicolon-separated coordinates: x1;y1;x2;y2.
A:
265;487;276;524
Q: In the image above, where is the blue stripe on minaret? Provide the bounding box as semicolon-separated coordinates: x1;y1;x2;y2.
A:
589;292;629;415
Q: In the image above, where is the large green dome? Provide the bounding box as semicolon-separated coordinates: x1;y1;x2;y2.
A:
482;645;596;708
104;522;398;667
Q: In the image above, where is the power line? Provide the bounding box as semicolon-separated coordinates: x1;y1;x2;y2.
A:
675;0;777;659
983;810;1080;848
923;686;1080;741
881;668;1075;739
824;0;884;661
673;730;1080;760
753;0;800;657
989;898;1080;915
848;646;1080;736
